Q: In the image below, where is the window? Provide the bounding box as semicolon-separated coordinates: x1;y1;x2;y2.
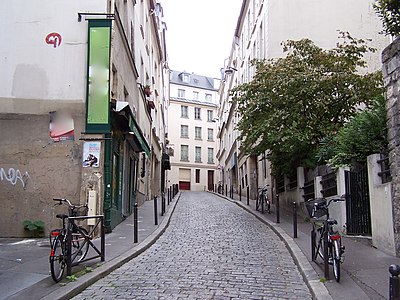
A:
193;91;199;100
207;128;214;141
195;127;202;140
195;147;201;162
181;145;188;161
195;169;200;183
181;105;188;118
195;107;201;120
205;93;212;102
178;89;185;98
180;125;188;138
207;110;213;122
182;73;190;83
208;148;214;163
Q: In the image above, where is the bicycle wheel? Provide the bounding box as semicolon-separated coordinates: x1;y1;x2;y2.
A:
256;194;261;211
332;240;341;282
261;194;265;214
315;228;325;261
71;227;90;262
50;235;66;282
311;227;317;261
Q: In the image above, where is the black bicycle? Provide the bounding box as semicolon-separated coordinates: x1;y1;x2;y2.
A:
256;185;270;214
49;198;90;282
307;197;345;282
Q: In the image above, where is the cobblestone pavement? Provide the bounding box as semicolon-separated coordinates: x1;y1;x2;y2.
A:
73;192;312;300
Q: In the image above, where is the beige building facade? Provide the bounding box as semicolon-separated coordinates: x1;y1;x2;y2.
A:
167;71;219;192
0;0;168;236
218;0;391;201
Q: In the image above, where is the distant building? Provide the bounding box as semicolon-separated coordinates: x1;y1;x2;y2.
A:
167;71;219;191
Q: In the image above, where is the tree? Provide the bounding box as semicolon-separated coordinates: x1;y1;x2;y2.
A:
317;95;388;168
374;0;400;37
232;32;383;175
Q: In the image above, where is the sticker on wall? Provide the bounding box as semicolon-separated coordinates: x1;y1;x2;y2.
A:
49;111;74;142
45;32;62;48
83;142;101;168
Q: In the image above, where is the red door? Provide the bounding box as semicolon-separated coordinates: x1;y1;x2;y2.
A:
179;181;190;190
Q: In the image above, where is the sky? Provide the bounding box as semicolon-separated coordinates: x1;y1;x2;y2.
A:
161;0;243;79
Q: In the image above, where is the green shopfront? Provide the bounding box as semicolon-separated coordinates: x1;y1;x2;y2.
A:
84;19;150;232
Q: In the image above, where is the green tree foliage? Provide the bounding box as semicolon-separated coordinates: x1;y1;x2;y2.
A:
374;0;400;37
232;32;383;175
318;95;388;168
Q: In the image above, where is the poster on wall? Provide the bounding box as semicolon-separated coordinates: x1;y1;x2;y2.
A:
49;111;74;142
83;142;100;168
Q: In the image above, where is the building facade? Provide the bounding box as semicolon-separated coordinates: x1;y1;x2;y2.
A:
167;71;219;191
0;0;168;236
217;0;391;204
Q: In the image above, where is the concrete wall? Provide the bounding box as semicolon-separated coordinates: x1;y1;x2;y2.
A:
368;154;395;255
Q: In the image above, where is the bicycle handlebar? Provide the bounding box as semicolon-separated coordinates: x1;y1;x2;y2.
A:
53;198;87;209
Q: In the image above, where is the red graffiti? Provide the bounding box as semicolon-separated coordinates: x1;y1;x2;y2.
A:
45;32;62;48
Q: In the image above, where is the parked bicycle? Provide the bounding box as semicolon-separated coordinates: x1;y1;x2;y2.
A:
49;198;90;282
256;185;270;214
306;197;345;282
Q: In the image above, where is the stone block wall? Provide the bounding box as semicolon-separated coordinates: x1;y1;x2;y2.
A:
382;36;400;256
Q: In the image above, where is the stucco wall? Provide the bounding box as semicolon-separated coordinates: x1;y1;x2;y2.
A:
0;112;85;237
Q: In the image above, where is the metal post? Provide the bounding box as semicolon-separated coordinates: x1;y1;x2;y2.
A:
311;227;316;261
389;265;400;300
134;203;138;243
239;185;242;202
247;186;249;205
323;221;330;279
230;185;233;199
66;219;72;276
276;195;280;223
293;202;298;238
154;196;158;225
101;215;105;261
162;194;165;216
225;184;228;197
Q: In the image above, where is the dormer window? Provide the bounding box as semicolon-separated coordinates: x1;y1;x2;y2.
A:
182;73;190;83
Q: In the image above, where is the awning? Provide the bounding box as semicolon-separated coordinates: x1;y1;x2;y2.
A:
113;100;151;157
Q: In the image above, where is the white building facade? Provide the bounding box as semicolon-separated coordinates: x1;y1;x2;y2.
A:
167;71;219;191
218;0;391;202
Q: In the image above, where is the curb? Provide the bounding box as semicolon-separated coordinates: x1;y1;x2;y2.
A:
212;192;332;300
41;192;181;300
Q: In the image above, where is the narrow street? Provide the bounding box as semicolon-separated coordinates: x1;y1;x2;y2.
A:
73;192;312;299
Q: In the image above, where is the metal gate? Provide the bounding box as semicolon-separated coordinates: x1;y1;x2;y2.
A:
344;169;371;235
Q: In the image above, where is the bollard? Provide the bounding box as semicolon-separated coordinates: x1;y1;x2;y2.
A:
162;193;166;216
276;195;280;223
311;227;316;261
247;186;249;206
293;202;298;238
154;196;158;225
230;185;233;199
239;185;242;202
390;264;400;300
225;184;228;197
134;203;138;243
323;221;330;280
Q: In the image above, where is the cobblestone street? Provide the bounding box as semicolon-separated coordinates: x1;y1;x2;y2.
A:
73;192;312;299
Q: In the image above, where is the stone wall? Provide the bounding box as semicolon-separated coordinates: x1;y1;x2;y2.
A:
382;36;400;256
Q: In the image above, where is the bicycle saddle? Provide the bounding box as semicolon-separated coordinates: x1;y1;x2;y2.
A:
56;214;69;219
327;219;337;225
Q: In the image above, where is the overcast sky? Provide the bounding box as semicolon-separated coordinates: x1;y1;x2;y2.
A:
162;0;243;79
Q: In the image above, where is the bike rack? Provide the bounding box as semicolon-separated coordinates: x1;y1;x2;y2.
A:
65;215;105;276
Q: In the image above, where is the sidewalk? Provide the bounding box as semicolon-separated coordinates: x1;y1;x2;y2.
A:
0;193;181;300
216;191;398;300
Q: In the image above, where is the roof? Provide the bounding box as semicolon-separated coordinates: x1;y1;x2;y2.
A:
169;70;217;91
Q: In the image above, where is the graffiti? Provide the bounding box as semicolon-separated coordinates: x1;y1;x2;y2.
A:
0;167;30;189
45;32;62;48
